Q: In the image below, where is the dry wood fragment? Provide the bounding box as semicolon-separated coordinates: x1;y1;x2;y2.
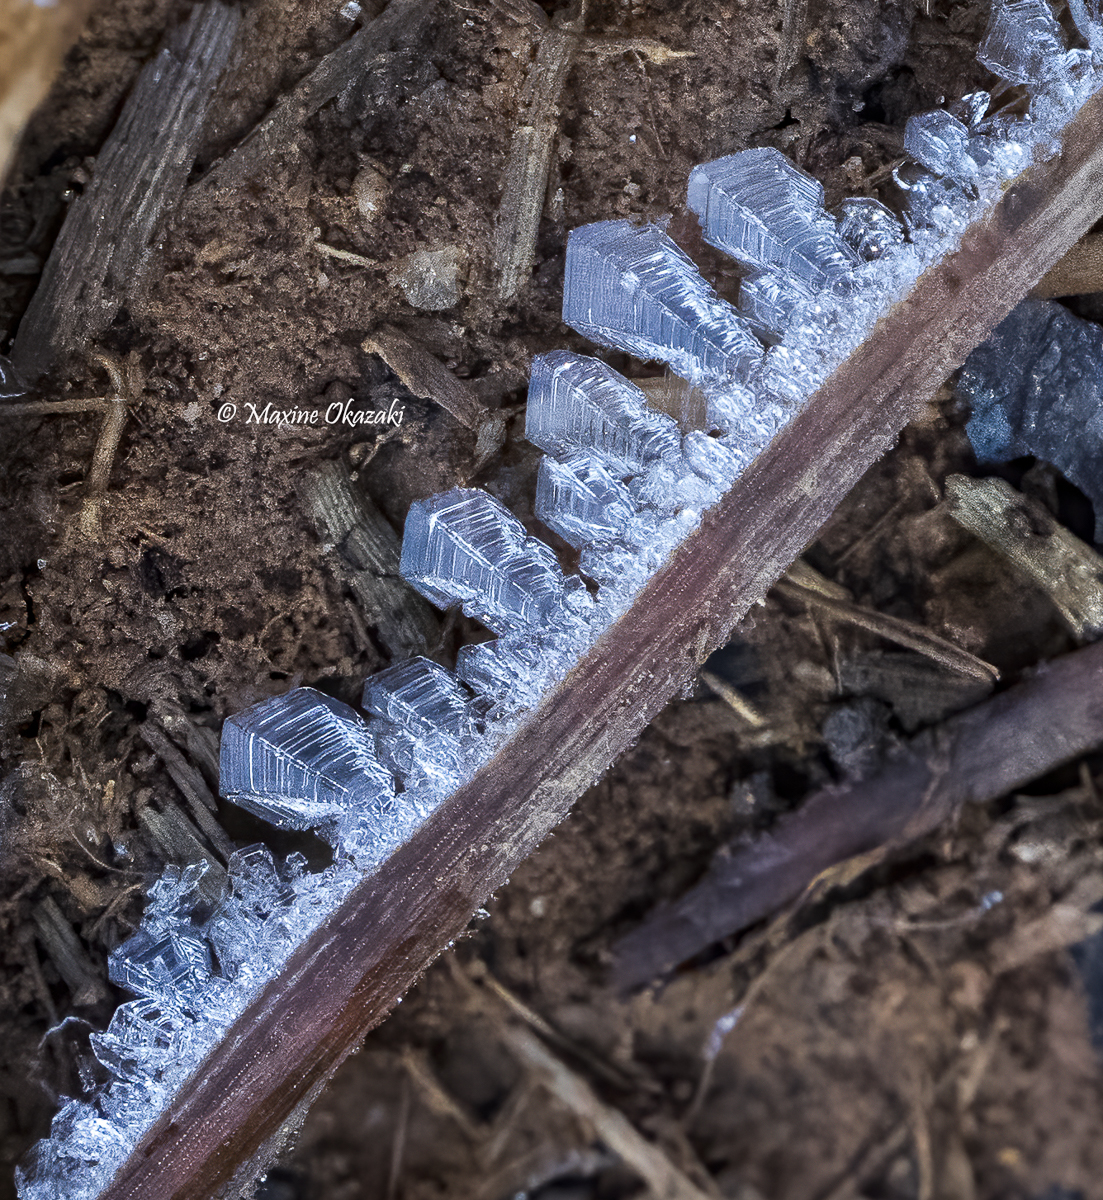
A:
138;724;236;862
497;1023;714;1200
10;2;241;383
191;0;435;195
95;77;1103;1200
0;396;113;417
493;14;690;300
613;638;1103;989
298;459;439;659
452;966;714;1200
138;802;227;902
944;474;1103;640
364;326;489;430
495;29;578;300
32;895;108;1006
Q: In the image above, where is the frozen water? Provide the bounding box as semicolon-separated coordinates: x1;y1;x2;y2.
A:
16;1102;135;1200
526;351;682;475
835;198;905;262
220;688;395;833
91;999;194;1084
401;487;591;634
362;656;475;738
562;220;763;384
536;454;637;549
737;270;809;337
950;90;991;128
979;0;1070;88
688;148;858;288
1068;0;1103;53
24;13;1103;1195
957;298;1103;541
904;110;979;185
108;928;212;1009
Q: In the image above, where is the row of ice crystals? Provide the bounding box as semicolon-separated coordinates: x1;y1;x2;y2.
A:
16;852;359;1200
21;2;1103;1192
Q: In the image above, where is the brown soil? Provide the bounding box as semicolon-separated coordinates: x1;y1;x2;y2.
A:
1;1;1102;1199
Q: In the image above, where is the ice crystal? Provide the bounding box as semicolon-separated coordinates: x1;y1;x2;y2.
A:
904;110;980;185
22;8;1103;1194
526;351;682;474
401;487;591;635
835;198;905;262
220;688;395;834
562;220;763;384
0;354;26;400
687;147;857;287
536;453;637;549
979;0;1072;88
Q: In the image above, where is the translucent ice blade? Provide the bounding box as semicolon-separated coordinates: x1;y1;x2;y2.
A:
904;110;979;185
835;198;905;262
90;999;193;1083
0;354;27;400
107;928;213;1007
687;148;858;288
220;688;395;831
362;656;474;738
401;487;590;634
1067;0;1103;52
979;0;1068;86
456;636;552;710
536;453;637;549
738;270;810;337
525;350;682;475
562;220;763;384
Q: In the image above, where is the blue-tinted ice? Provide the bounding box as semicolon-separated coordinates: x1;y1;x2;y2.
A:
401;487;591;634
220;688;395;833
562;220;763;384
687;148;857;288
22;4;1103;1192
526;351;682;475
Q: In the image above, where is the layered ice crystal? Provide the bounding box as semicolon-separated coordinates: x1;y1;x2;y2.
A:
904;110;980;185
835;198;905;262
362;656;475;738
536;453;637;549
687;147;857;288
979;0;1074;88
526;351;681;474
562;220;763;384
401;487;591;634
220;688;395;833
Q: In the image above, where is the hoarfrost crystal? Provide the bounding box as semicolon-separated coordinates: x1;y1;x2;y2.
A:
220;688;394;833
526;351;682;474
687;147;857;287
401;487;591;634
562;220;763;383
22;2;1103;1193
536;453;637;549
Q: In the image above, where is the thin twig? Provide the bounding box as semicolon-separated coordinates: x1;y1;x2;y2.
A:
772;576;1000;682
